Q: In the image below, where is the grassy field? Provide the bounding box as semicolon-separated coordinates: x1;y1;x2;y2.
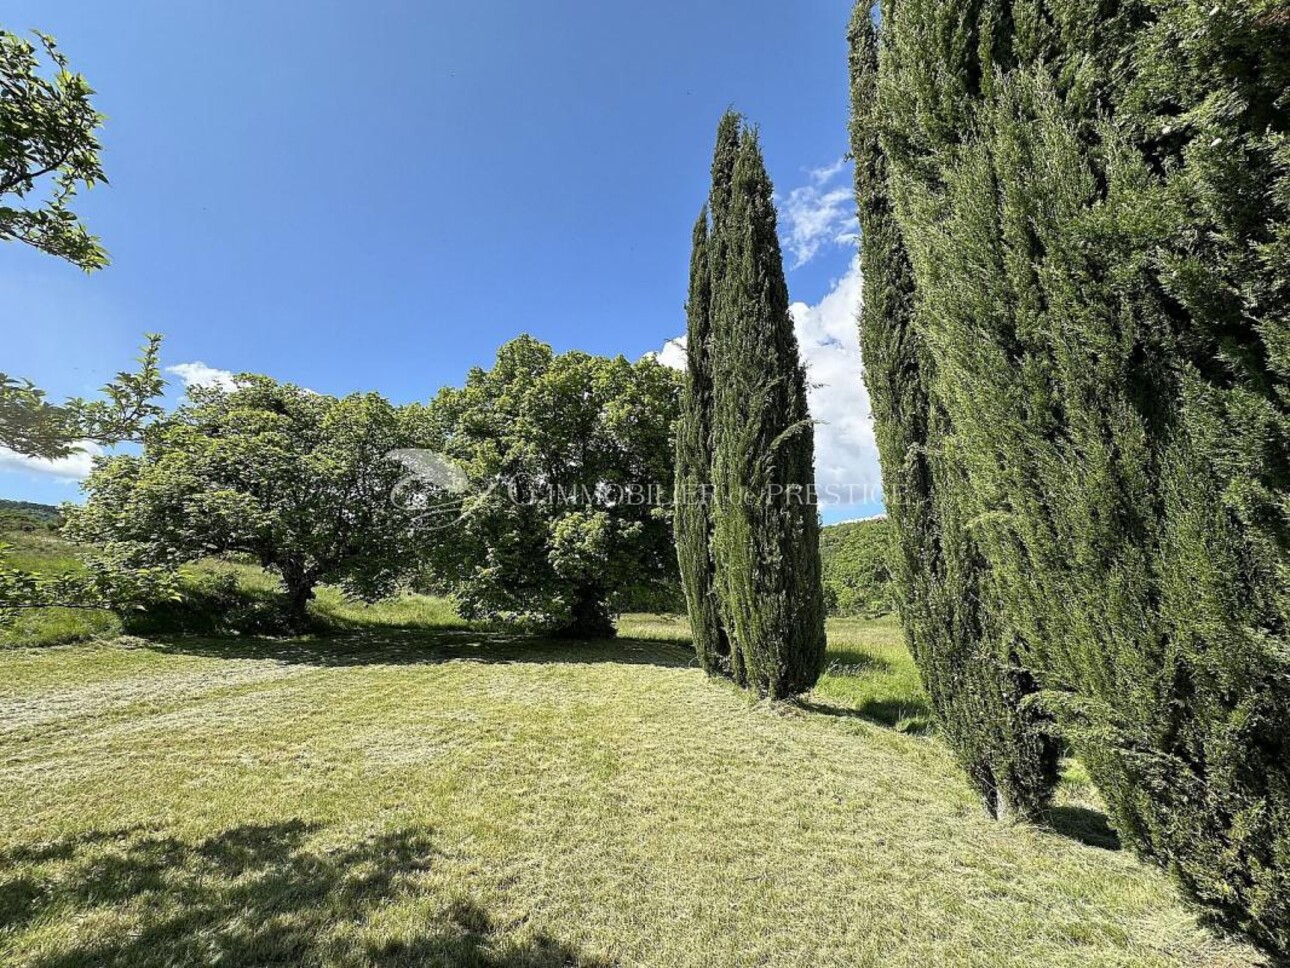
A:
0;583;1269;968
0;530;122;647
0;532;466;647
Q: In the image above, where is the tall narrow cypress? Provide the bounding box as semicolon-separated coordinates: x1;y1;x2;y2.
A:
674;207;728;673
675;115;743;675
848;1;1058;821
863;0;1289;950
707;115;826;699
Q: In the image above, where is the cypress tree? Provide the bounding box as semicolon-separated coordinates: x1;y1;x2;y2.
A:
848;1;1058;821
675;115;744;675
866;0;1289;949
674;207;729;673
707;114;827;699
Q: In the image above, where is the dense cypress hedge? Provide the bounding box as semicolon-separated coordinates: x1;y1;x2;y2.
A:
854;0;1289;950
678;112;826;699
848;3;1059;822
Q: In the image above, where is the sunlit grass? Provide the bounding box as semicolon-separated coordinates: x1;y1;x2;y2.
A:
622;611;929;732
809;613;930;732
1;534;469;647
616;611;689;640
0;529;125;647
0;600;1267;966
312;586;469;631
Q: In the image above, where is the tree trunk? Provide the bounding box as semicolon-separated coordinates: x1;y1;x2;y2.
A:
282;572;316;629
556;587;616;639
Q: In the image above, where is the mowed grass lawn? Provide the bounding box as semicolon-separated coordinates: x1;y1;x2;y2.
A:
0;604;1268;967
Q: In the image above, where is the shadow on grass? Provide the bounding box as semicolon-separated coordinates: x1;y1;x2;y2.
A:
136;626;695;671
797;696;934;735
119;568;477;640
120;575;299;638
1047;805;1122;851
0;821;613;967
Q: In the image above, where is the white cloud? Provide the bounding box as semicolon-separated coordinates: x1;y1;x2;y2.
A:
648;337;688;371
0;441;103;482
166;361;239;392
647;256;882;510
780;158;859;268
790;256;881;507
808;158;848;184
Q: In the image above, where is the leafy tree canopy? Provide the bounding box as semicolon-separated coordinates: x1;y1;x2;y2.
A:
419;336;680;637
0;335;166;460
66;377;431;625
819;518;894;618
0;29;164;463
1;29;107;270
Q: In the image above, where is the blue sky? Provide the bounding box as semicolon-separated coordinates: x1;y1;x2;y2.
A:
1;0;882;521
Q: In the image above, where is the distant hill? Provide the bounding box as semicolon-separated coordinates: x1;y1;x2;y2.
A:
0;499;63;531
820;517;894;617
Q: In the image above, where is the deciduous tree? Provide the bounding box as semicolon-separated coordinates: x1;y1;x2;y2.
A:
0;335;165;461
67;377;426;626
423;336;680;638
1;29;108;270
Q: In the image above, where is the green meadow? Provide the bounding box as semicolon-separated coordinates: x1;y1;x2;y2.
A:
0;572;1265;967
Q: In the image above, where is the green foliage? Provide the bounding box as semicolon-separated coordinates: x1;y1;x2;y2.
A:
819;518;894;617
0;29;107;270
675;200;729;673
0;28;167;628
118;561;304;638
0;527;469;646
848;3;1059;821
0;334;166;460
65;377;428;627
421;336;680;638
860;0;1289;950
0;547;174;622
702;113;827;699
0;499;61;532
0;337;168;627
0;529;123;646
0;28;164;464
0;502;175;638
0;548;174;626
0;23;165;483
0;376;66;458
